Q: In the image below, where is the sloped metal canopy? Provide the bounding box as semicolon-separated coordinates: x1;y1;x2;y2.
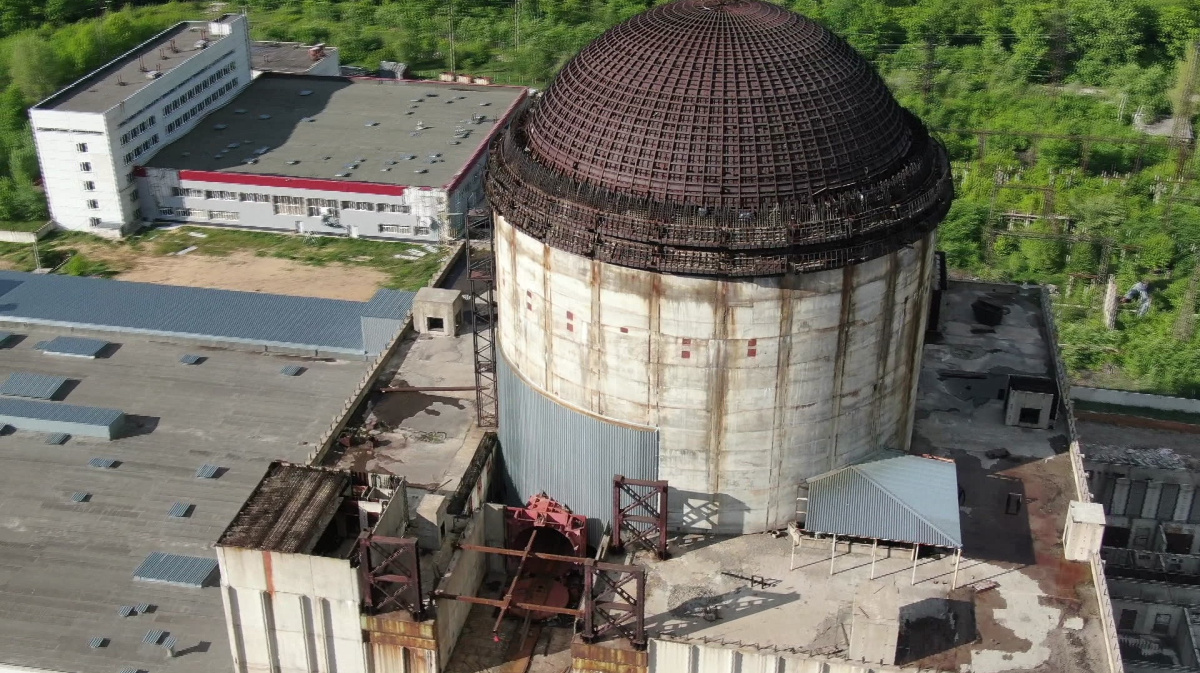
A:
804;455;962;548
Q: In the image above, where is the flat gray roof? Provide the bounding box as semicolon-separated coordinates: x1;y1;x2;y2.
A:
0;270;412;356
0;325;368;673
251;41;335;74
146;74;526;188
36;22;234;114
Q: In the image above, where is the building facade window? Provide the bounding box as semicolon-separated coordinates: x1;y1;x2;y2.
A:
86;200;98;209
129;190;139;203
271;195;305;216
82;181;95;191
204;190;238;201
306;198;338;218
377;203;410;213
172;187;205;198
239;192;270;202
208;210;239;221
88;217;100;227
1158;483;1181;521
378;224;404;234
1126;481;1149;518
341;201;375;211
79;162;91;172
416;226;432;236
159;207;176;216
1154;613;1172;635
76;143;88;152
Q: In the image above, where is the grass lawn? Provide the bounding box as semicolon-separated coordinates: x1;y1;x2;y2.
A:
0;221;47;233
0;227;448;290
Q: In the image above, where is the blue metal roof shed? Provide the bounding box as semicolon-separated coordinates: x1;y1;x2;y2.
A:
0;398;125;439
0;271;414;356
804;455;962;547
799;455;964;585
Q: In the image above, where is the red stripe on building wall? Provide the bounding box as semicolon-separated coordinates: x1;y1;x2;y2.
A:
178;169;407;196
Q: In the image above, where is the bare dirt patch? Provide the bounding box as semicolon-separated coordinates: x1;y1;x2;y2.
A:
117;251;388;301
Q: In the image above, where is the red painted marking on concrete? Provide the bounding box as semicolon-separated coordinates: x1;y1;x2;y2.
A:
263;551;275;595
748;348;757;357
682;351;691;359
178;169;407;196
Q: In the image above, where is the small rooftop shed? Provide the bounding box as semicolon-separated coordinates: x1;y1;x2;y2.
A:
798;455;963;585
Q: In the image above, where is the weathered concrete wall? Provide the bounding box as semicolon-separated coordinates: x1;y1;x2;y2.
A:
1073;386;1200;414
217;547;366;673
372;484;410;538
493;214;934;534
649;638;910;672
434;509;488;669
362;616;438;673
0;222;52;244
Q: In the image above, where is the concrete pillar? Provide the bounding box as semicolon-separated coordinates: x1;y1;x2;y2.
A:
1113;478;1131;517
1104;275;1119;330
1144;481;1165;520
1176;485;1195;523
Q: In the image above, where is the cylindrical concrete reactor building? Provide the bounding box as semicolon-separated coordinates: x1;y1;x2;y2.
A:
488;0;953;536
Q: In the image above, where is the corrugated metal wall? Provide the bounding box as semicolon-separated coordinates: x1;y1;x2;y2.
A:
497;350;658;542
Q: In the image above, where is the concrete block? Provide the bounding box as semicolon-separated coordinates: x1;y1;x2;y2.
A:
1064;500;1106;561
413;492;449;551
849;582;900;665
412;287;464;336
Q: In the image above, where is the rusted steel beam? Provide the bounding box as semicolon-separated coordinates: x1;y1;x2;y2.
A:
378;386;480;393
458;543;590;565
433;591;583;617
492;529;539;634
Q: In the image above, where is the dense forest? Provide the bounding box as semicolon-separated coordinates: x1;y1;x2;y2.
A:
0;0;1196;393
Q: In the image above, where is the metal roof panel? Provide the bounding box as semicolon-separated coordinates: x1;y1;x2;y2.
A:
0;270;415;354
804;455;962;548
39;336;109;358
132;552;217;588
0;372;70;400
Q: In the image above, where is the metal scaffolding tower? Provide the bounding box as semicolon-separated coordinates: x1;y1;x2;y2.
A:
466;209;498;428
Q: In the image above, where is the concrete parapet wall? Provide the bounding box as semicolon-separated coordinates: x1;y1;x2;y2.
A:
1089;552;1126;673
1072;386;1200;414
0;222;53;244
428;241;465;289
650;637;908;673
434;509;487;669
309;317;414;465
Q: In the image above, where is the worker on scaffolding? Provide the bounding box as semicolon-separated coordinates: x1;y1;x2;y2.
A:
1120;279;1152;317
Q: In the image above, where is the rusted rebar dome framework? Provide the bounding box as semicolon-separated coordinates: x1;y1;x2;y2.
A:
487;0;953;277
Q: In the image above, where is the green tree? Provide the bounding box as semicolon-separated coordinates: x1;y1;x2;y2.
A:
7;34;64;100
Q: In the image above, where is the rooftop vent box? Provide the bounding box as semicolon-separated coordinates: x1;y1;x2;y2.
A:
1004;375;1058;430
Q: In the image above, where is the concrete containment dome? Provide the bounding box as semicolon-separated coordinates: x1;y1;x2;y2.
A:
488;0;953;538
488;0;952;277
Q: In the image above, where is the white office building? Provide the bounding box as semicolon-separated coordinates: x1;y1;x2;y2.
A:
31;14;253;236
